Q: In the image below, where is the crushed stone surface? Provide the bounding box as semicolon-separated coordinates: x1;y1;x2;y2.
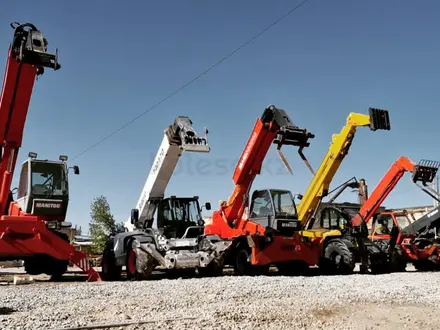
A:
1;271;440;330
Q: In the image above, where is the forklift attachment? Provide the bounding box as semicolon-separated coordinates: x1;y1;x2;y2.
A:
368;108;391;131
263;105;315;175
275;125;315;148
412;159;440;184
262;105;315;149
276;148;294;175
166;116;210;153
10;22;60;71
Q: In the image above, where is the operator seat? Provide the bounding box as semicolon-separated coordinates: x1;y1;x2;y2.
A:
258;206;272;217
32;184;47;195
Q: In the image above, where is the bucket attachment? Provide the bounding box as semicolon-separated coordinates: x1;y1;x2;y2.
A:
368;108;391;131
412;159;440;184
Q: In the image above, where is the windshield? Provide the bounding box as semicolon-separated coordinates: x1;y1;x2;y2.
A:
171;199;201;222
395;215;411;228
271;190;297;218
374;214;412;234
30;162;67;197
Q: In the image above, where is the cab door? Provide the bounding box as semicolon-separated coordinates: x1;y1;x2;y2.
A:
248;189;275;228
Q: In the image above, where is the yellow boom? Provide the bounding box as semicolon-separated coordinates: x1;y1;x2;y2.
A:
297;108;390;228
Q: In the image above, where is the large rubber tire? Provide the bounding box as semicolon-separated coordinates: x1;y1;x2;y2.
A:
198;258;224;277
126;245;154;281
277;260;309;276
389;247;407;273
48;232;70;280
101;243;122;281
24;255;68;279
24;257;43;276
320;239;355;275
233;248;270;276
24;232;70;279
369;256;388;275
166;268;197;279
413;260;436;272
47;259;69;281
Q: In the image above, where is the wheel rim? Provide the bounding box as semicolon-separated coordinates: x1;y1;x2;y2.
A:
330;251;342;268
127;249;137;275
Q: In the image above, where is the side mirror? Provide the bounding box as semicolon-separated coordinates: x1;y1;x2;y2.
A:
131;209;139;224
205;202;211;211
295;194;303;200
73;166;80;175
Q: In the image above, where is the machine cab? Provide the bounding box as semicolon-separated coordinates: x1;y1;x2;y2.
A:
14;153;79;218
156;196;210;239
371;211;414;238
315;203;369;236
315;205;354;231
316;203;388;236
248;189;301;235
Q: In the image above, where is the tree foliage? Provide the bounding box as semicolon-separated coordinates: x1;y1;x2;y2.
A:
89;195;125;254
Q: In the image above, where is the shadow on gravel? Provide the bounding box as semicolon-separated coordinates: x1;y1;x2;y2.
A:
0;307;16;315
68;267;360;283
6;264;418;285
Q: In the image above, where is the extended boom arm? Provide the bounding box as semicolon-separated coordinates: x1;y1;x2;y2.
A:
352;157;440;227
205;105;314;238
299;108;391;228
0;22;59;215
222;105;314;222
125;116;209;231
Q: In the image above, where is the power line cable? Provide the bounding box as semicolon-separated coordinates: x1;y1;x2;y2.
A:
72;0;311;160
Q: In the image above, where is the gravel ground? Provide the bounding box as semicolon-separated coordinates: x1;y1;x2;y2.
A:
1;270;440;330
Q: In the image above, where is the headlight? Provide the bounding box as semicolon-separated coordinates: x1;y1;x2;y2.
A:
46;221;59;230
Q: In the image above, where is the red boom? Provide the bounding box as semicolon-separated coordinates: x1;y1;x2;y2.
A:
0;22;100;281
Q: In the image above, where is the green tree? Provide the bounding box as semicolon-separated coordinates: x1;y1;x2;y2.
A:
89;195;125;254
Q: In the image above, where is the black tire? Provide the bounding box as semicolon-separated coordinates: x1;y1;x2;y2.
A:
126;245;154;281
24;231;71;278
101;243;122;281
24;257;43;276
24;255;68;279
48;259;69;281
389;247;407;273
233;248;270;276
413;260;435;272
277;260;309;276
48;232;70;280
198;258;224;277
369;256;388;274
320;239;355;275
167;268;197;279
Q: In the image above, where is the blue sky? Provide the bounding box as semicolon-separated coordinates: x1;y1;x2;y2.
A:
1;0;439;233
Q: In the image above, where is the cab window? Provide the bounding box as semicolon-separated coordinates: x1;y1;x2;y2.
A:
17;163;29;199
250;190;273;218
